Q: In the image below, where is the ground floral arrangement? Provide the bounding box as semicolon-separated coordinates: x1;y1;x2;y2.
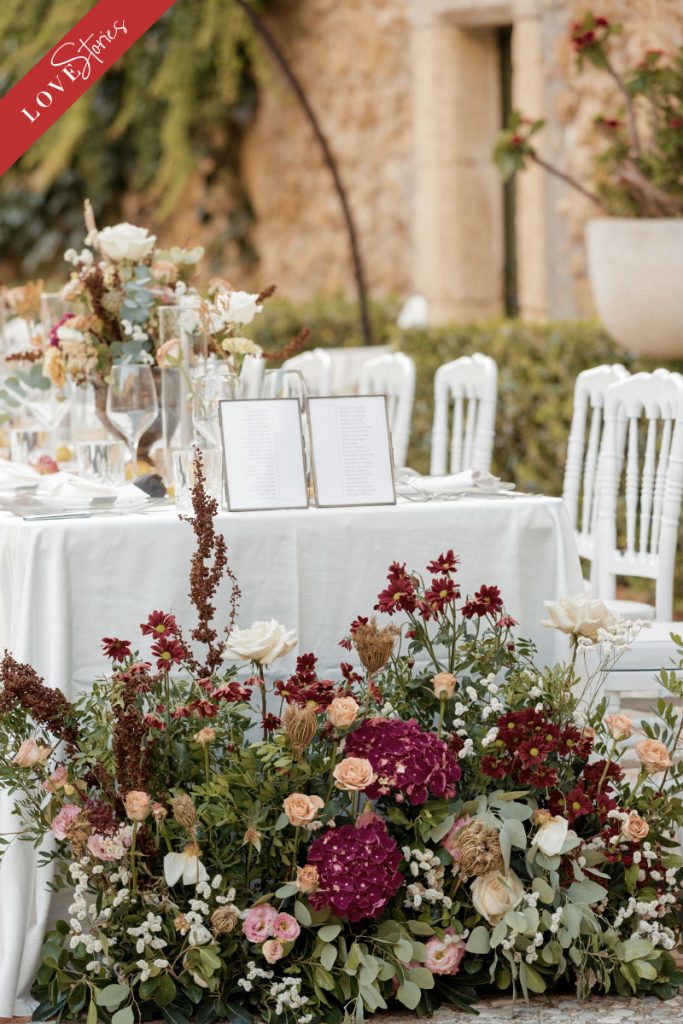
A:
1;458;683;1024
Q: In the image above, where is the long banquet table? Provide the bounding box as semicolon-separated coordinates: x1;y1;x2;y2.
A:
0;493;582;1015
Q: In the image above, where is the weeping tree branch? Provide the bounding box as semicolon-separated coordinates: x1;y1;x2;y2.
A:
236;0;373;345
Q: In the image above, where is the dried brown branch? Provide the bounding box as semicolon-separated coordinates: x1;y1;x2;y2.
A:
0;652;80;752
261;326;312;364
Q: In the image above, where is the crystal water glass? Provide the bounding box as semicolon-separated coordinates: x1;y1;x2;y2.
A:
76;440;126;487
173;447;223;512
106;365;159;473
192;368;242;449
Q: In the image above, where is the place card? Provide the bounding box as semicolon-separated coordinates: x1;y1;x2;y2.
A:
308;395;396;507
219;398;308;511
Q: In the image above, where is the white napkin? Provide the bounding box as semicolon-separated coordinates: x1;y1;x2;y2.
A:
36;472;149;508
402;469;515;495
0;457;40;490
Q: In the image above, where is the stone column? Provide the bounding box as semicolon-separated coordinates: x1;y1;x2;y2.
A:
410;4;505;323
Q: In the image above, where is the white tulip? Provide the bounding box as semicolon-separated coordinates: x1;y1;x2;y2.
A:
226;619;297;666
163;848;209;887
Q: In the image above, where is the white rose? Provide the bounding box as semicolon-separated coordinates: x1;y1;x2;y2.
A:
227;619;297;666
98;223;156;262
542;594;616;641
471;870;525;925
532;815;574;857
221;290;262;325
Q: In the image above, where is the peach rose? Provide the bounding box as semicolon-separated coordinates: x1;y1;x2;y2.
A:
621;811;649;842
296;865;320;892
283;793;325;828
635;738;671;774
333;757;375;792
432;672;457;699
124;790;152;821
327;696;359;729
605;713;633;741
13;738;51;768
262;939;285;964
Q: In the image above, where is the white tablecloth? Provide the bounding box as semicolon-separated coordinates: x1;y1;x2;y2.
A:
0;494;582;1014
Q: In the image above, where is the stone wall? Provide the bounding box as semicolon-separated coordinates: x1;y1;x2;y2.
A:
236;0;414;303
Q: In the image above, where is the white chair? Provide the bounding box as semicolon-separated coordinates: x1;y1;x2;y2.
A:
430;354;497;475
596;372;683;622
359;352;416;468
240;354;265;398
562;364;630;578
282;349;332;397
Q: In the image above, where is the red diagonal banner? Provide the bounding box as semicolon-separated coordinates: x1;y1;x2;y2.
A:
0;0;180;178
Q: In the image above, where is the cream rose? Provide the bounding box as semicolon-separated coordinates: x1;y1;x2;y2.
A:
542;594;617;641
327;696;359;729
13;738;51;767
531;815;575;857
194;727;216;745
605;713;633;740
283;793;325;828
333;757;375;792
621;811;649;842
98;223;156;262
432;672;457;699
471;869;525;925
296;865;320;893
635;738;671;774
124;790;152;822
226;620;297;666
218;290;262;325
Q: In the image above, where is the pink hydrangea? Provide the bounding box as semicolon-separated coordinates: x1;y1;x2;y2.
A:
307;819;403;922
242;903;277;943
424;929;466;975
50;803;81;840
271;913;300;942
344;718;460;805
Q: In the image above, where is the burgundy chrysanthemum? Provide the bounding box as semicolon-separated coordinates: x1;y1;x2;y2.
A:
307;820;403;922
461;584;504;619
102;637;132;661
426;550;459;576
344;718;460;806
151;635;186;670
275;654;341;710
141;610;178;638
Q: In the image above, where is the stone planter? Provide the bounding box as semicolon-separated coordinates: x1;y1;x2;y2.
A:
585;217;683;358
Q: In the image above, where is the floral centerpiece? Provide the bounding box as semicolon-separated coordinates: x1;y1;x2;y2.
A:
1;455;682;1024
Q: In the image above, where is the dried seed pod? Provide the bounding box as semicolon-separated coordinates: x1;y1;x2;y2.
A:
453;819;503;878
283;705;318;759
352;618;398;675
211;907;238;935
172;794;197;831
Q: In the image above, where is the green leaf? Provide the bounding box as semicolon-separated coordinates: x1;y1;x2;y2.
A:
395;937;414;963
429;814;455;843
466;925;491;955
567;880;607;905
155;974;178;1007
318;924;341;942
294;900;312;926
406;919;434;936
502;817;527;849
623;937;655;962
96;984;129;1009
532;877;555;903
396;980;422;1010
634;959;658;980
320;943;337;971
407;966;435;990
520;962;546;993
112;1008;135;1024
504;910;528;933
274;882;298;898
162;1005;191;1024
495;800;532;822
87;1000;98;1024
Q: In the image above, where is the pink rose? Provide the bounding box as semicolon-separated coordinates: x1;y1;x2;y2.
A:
242;903;277;943
424;929;466;975
42;765;68;793
262;939;285;964
51;803;81;841
271;912;300;943
87;833;118;861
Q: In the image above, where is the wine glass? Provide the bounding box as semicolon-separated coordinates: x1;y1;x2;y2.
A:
106;365;159;474
192;368;242;448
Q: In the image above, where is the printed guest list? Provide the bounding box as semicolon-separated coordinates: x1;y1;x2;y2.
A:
219;399;308;511
308;396;396;507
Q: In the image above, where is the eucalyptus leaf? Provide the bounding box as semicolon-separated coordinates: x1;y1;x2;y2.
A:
396;980;421;1010
466;925;491;954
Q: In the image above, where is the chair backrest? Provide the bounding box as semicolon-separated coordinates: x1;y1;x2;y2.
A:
562;364;629;563
240;354;265;398
359;352;416;467
282;349;332;397
597;372;683;620
430;354;497;475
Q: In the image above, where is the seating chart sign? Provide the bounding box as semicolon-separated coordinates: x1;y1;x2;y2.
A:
219;398;308;511
308;395;396;507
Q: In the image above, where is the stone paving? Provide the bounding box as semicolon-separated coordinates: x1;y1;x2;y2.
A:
382;996;683;1022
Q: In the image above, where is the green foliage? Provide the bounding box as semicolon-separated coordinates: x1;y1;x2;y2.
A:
0;0;272;275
